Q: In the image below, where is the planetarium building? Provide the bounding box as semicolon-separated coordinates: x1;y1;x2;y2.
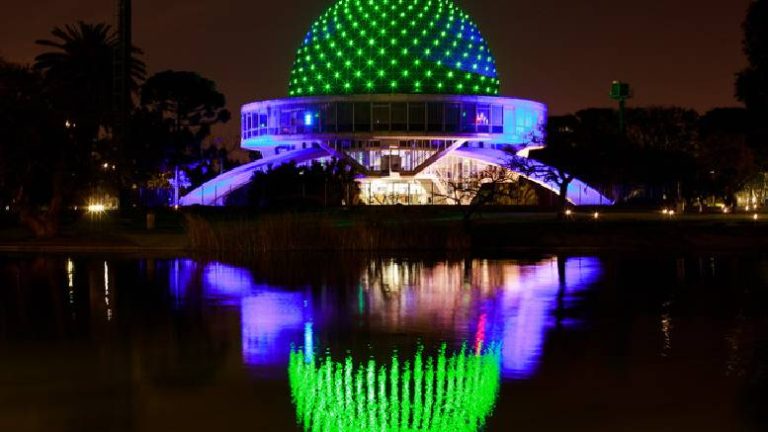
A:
181;0;609;206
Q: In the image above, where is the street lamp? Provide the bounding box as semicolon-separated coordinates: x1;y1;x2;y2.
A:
610;81;632;135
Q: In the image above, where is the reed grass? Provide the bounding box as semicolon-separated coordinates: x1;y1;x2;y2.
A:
185;208;768;260
184;210;471;259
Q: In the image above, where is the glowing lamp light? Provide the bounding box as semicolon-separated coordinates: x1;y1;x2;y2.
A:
87;203;106;214
754;213;759;221
304;112;315;126
593;212;600;220
564;209;573;216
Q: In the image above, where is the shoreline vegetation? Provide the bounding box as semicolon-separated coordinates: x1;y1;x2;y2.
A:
185;208;768;258
2;207;768;257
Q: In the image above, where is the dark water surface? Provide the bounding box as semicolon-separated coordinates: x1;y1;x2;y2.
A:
0;254;767;431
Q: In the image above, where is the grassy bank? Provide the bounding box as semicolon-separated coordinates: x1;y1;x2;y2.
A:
185;208;471;259
0;209;188;254
3;207;768;257
184;208;768;259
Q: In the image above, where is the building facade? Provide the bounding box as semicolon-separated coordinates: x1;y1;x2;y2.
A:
181;0;610;206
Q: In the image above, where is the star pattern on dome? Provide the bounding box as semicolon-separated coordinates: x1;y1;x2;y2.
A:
289;0;501;97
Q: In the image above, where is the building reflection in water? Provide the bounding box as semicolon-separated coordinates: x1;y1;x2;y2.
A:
171;260;313;368
359;257;601;379
495;257;600;378
169;259;197;309
170;256;601;379
241;293;311;367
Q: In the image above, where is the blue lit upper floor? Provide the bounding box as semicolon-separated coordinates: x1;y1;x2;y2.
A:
240;94;547;151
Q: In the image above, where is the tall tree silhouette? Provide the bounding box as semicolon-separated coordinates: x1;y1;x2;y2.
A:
0;22;146;237
35;22;145;140
736;0;768;116
0;59;70;237
736;1;768;169
139;70;231;185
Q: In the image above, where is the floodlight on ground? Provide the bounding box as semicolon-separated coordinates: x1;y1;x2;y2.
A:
87;203;106;214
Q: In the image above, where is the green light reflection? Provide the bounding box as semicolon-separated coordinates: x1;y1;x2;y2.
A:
288;344;501;431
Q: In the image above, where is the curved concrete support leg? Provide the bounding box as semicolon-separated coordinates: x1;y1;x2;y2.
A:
451;148;613;206
179;148;330;206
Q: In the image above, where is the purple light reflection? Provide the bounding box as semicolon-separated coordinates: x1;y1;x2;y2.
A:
171;260;313;369
168;259;197;307
241;292;310;367
167;257;602;378
495;257;601;379
203;262;256;304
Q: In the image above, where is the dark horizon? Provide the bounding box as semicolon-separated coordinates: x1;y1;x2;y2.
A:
0;0;751;130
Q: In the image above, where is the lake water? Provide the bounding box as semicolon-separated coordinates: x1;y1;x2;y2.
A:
0;254;766;431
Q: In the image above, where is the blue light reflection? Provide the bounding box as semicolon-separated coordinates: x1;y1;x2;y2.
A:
190;262;312;368
494;257;600;379
167;257;602;379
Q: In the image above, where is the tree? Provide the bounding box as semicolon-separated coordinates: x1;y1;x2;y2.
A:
0;59;72;237
139;71;231;170
545;107;703;204
136;71;231;202
34;21;145;146
545;110;625;199
626;107;699;152
432;166;535;222
696;108;757;198
34;21;145;230
507;154;575;217
736;0;768;172
245;160;359;209
0;22;145;237
736;0;768;116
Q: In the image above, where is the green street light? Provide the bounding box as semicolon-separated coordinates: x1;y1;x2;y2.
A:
609;81;632;134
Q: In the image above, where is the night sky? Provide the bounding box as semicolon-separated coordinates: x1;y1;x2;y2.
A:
0;0;752;136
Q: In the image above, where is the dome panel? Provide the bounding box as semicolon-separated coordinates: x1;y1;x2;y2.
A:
288;0;501;97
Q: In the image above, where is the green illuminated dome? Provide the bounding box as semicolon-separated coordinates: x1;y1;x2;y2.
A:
288;0;501;97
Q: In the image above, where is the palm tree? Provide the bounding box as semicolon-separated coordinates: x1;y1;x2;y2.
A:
34;21;146;139
3;22;148;237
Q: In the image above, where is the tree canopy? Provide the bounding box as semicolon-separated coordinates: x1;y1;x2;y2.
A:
737;0;768;115
538;106;755;205
34;21;145;141
0;60;75;236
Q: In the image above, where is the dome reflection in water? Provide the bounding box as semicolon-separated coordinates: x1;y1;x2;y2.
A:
2;254;766;430
288;344;501;432
169;256;599;429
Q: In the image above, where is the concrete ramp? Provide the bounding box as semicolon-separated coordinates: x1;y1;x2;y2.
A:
179;148;329;206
